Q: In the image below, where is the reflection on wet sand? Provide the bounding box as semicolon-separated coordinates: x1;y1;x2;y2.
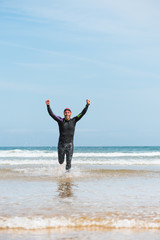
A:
57;179;76;198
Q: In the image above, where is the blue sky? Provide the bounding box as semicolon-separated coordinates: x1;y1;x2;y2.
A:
1;0;160;146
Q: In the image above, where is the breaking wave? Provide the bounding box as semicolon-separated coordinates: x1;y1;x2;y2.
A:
0;216;160;230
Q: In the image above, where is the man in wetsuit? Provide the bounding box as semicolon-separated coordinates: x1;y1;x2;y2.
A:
45;99;90;170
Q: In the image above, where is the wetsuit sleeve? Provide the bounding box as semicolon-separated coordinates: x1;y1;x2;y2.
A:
75;104;89;122
47;105;63;123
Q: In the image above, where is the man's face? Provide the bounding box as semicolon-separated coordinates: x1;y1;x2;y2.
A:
64;111;71;121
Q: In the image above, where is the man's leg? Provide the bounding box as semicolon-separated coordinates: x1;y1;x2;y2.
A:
58;142;65;165
66;143;73;170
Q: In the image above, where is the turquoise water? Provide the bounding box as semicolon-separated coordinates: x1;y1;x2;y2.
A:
1;145;160;152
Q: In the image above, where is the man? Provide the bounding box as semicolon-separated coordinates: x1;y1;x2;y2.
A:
46;99;90;171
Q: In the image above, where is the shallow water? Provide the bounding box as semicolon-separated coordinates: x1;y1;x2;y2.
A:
1;229;160;240
0;147;160;239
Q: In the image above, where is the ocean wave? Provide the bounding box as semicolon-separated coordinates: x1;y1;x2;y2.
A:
0;159;56;165
0;159;160;166
0;150;57;158
74;152;160;158
1;149;160;158
0;216;160;230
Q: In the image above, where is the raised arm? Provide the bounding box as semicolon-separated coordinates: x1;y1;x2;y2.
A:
75;99;90;122
45;100;63;123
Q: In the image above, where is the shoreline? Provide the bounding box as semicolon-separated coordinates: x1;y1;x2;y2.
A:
0;228;160;240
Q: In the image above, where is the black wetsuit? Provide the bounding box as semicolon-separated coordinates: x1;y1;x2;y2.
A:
47;104;89;170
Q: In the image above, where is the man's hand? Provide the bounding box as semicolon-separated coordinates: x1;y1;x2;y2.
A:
46;99;50;105
86;99;91;105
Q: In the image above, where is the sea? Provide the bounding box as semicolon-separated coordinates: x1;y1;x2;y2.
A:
0;146;160;240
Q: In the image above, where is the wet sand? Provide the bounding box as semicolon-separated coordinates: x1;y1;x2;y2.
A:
1;229;160;240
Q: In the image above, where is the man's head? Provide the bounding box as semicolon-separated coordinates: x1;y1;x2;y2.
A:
64;108;71;121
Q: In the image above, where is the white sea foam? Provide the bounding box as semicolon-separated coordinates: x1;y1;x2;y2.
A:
0;150;57;158
80;159;160;165
0;216;160;230
74;152;160;157
0;159;56;165
0;165;83;178
0;159;160;166
1;150;160;158
1;149;160;169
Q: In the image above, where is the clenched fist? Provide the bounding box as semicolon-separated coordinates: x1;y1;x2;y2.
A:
45;100;50;105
